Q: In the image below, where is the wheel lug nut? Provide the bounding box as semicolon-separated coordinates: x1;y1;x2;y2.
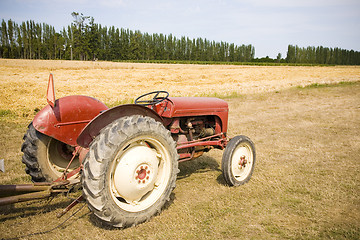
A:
146;176;149;180
142;180;145;183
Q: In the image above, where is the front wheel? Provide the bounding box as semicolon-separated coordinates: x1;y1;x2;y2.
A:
221;135;256;186
81;115;179;228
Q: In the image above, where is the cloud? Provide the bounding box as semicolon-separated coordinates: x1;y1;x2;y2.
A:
99;0;126;7
239;0;360;8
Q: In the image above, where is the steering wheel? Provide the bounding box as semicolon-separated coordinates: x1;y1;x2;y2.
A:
135;91;169;106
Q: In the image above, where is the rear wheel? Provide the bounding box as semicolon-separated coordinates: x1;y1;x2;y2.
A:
82;115;179;227
21;123;80;182
221;135;255;186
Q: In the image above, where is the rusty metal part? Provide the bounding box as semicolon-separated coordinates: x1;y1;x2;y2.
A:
0;180;80;206
176;133;226;150
59;147;82;181
54;167;81;182
0;183;52;206
169;118;185;134
239;155;247;167
57;195;84;218
0;190;52;206
51;146;88;182
78;147;89;164
199;128;215;138
0;182;52;193
176;133;227;161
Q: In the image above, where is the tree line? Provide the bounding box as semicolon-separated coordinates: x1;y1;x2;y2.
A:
1;14;359;65
285;45;360;65
0;14;255;62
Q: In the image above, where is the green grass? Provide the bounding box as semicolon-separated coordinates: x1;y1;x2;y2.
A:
0;109;15;118
296;81;360;89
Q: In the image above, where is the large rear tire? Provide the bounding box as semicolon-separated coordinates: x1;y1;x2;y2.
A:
81;115;179;228
21;123;80;182
221;135;256;186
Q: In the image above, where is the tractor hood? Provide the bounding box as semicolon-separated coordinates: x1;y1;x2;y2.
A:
160;97;229;133
163;97;228;118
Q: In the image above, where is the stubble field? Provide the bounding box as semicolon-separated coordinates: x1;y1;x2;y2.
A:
0;59;359;239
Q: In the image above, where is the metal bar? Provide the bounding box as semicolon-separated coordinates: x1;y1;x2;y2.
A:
178;151;195;162
0;190;51;206
57;195;84;218
59;147;81;181
176;140;224;150
178;153;192;159
0;180;80;206
55;120;91;127
176;133;225;146
0;183;52;193
54;167;81;182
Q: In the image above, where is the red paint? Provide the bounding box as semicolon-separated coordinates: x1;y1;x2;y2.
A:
159;97;229;133
33;95;108;146
47;74;56;107
77;104;163;148
137;169;147;180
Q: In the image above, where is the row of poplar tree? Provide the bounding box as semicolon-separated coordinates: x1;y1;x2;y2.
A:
286;45;360;65
0;14;255;62
1;14;359;65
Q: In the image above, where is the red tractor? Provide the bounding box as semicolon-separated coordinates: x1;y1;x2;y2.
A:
20;74;256;227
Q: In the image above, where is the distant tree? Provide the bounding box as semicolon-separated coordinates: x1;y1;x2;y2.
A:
1;19;9;58
129;30;142;60
286;45;296;63
71;12;91;60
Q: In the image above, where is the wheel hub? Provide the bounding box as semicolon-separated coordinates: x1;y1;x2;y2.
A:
113;145;159;202
238;155;247;168
231;144;253;181
135;164;151;183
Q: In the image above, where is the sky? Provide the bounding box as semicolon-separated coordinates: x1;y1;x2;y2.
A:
0;0;359;58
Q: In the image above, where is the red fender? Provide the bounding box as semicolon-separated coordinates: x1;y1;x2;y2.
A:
33;95;108;146
77;104;163;148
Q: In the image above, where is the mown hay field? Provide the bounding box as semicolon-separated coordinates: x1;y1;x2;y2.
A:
0;59;359;239
1;59;359;119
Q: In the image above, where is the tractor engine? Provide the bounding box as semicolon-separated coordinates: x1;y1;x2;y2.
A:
169;116;219;161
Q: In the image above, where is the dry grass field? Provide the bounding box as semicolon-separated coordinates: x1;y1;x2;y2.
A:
0;59;359;239
1;59;360;120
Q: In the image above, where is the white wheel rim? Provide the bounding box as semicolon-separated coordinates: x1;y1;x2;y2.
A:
109;135;172;212
231;142;253;182
46;138;79;178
